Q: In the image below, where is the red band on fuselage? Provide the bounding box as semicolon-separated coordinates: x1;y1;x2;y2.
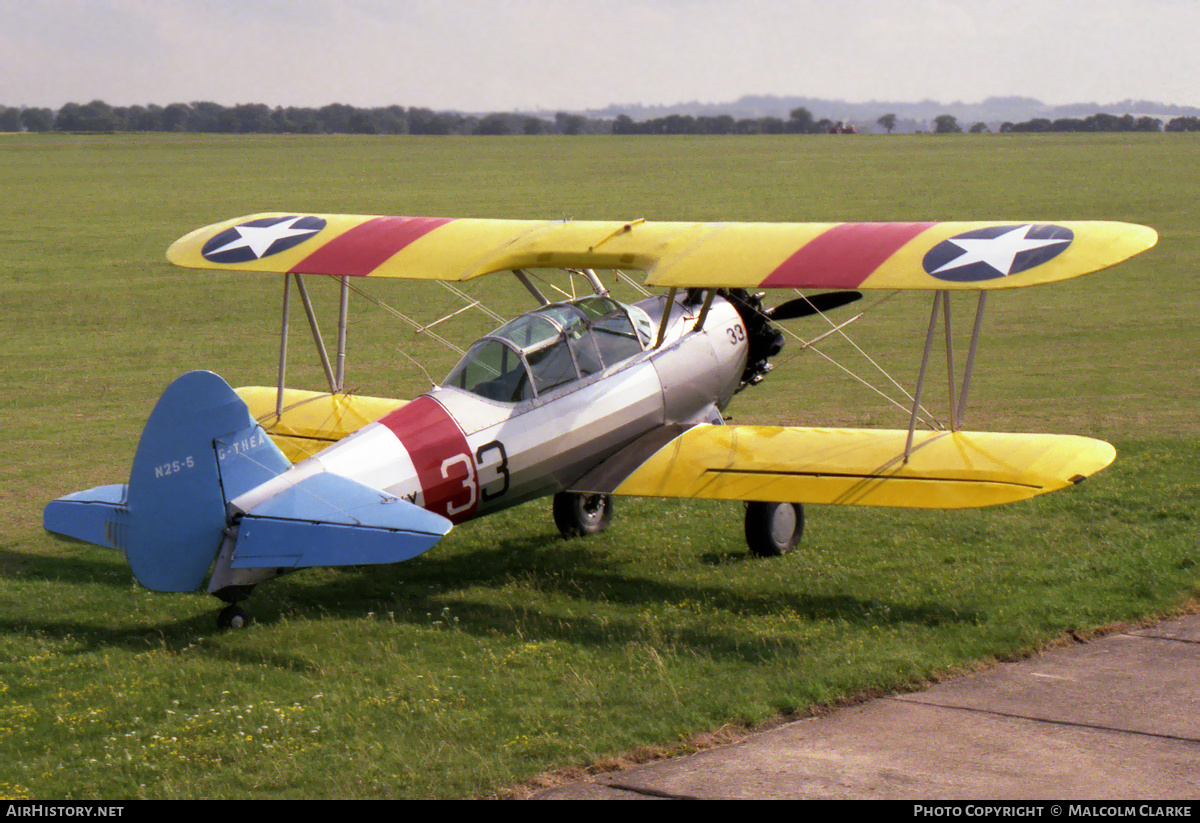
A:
762;222;935;288
378;396;477;523
291;216;454;277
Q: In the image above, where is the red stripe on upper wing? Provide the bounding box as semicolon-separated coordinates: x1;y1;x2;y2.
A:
290;216;454;276
377;396;477;523
761;222;935;288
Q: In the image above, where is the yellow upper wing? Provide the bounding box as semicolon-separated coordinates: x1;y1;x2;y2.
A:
167;214;1157;291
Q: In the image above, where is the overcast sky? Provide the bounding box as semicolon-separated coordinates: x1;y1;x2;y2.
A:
3;0;1198;112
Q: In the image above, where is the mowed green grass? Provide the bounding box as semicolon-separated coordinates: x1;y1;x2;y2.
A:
0;133;1196;799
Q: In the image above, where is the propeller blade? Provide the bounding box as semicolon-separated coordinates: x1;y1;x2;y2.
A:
769;291;862;321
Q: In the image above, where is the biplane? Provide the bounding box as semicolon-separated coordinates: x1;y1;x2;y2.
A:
43;214;1157;628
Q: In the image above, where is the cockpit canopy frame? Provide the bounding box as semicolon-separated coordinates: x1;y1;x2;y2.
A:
442;296;652;403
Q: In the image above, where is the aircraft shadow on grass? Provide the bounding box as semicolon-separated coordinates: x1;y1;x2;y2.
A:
6;532;981;667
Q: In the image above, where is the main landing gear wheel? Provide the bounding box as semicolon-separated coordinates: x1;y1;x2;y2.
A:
553;492;613;537
217;603;249;630
744;502;804;557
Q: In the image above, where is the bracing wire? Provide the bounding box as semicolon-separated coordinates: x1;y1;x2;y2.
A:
760;289;943;430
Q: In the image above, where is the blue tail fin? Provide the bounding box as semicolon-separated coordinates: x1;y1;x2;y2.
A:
46;371;453;595
44;371;291;592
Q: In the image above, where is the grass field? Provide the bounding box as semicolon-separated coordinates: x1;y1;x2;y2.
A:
1;132;1196;799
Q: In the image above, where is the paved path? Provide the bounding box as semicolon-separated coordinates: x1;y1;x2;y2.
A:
534;614;1199;799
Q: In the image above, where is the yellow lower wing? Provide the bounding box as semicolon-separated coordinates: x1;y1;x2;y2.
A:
235;387;407;462
608;426;1116;509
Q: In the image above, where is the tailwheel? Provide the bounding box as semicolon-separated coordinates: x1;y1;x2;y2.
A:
217;603;249;630
744;502;804;557
553;492;613;538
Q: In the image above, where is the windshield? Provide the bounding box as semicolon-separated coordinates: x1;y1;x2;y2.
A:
441;296;646;402
443;338;533;402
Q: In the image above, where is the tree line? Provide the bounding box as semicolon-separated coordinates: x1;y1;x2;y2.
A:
0;100;614;135
0;99;846;136
897;112;1200;134
997;112;1199;133
4;99;1199;135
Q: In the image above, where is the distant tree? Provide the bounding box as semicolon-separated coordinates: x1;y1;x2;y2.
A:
346;110;379;134
555;112;587;135
232;103;273;133
1051;118;1085;132
409;107;469;135
215;106;240;133
612;114;638;135
968;121;989;133
0;106;21;131
758;116;787;134
371;106;408;135
55;100;120;131
269;107;298;134
188;101;225;133
317;103;356;133
1084;112;1121;132
126;104;165;131
1166;116;1200;132
877;113;897;133
933;114;961;134
20;107;54;132
475;112;519;135
697;114;735;134
521;116;553;135
787;107;819;134
662;114;696;134
408;107;447;135
1135;116;1162;132
162;103;191;131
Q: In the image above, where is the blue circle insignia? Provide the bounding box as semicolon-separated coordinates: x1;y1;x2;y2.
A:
922;224;1074;283
202;215;327;264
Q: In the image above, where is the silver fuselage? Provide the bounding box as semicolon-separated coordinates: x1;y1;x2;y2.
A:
233;293;748;528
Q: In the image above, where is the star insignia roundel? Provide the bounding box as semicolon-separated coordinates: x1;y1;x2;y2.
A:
922;224;1074;283
202;215;327;264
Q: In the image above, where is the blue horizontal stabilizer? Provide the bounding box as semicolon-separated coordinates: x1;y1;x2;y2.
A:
231;473;452;569
43;484;129;549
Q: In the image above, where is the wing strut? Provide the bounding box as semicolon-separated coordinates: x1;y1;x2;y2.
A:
655;288;679;348
336;275;349;391
275;273;292;419
692;289;717;331
958;292;987;426
273;272;354;418
294;274;338;394
904;290;988;462
513;269;549;304
906;291;942;461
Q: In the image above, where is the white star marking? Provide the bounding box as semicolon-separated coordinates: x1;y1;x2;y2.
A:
206;216;321;260
931;224;1070;277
